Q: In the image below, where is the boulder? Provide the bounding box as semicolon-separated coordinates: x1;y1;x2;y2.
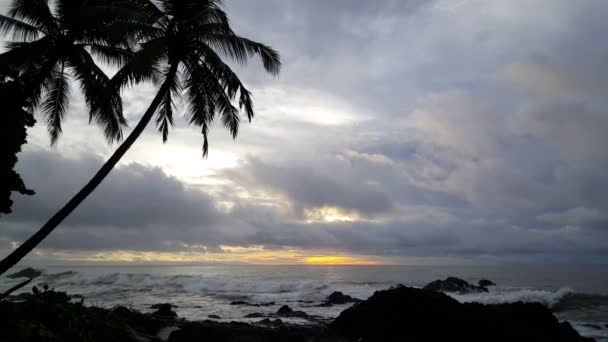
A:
478;279;496;287
244;312;265;318
258;318;283;326
330;285;593;342
7;267;42;279
423;277;488;293
151;304;177;318
208;314;221;319
325;291;361;305
276;305;308;318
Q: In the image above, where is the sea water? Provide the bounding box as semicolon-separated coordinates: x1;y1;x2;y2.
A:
2;265;607;341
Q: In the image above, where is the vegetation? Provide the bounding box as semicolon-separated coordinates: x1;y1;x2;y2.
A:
0;0;280;275
0;72;36;216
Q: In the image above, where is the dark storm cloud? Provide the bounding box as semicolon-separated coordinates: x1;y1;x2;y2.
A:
225;157;393;215
9;150;219;229
1;149;231;251
2;0;608;263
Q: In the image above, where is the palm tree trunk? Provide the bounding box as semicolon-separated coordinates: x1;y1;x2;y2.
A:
0;85;168;277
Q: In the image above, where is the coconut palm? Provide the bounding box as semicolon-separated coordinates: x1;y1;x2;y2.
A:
0;0;128;143
0;0;280;275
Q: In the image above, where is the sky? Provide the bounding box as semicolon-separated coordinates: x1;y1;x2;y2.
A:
2;0;608;266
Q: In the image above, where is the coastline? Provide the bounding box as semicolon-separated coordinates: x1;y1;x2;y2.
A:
3;280;595;342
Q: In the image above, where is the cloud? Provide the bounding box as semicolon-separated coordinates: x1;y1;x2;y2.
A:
537;208;604;227
2;0;608;264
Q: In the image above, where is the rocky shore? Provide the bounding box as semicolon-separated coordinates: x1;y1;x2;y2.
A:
1;276;594;342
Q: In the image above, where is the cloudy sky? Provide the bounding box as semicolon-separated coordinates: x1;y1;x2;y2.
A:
2;0;608;265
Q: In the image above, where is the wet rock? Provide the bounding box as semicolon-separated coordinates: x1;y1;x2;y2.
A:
150;303;178;309
276;305;309;318
3;290;167;342
208;314;221;319
7;267;42;279
152;303;177;318
479;279;496;287
330;285;593;342
168;321;325;342
326;291;361;305
423;277;488;294
258;318;283;326
244;312;265;318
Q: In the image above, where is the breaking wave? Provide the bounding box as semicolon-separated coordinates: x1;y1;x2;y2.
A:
24;269;608;314
33;270;373;297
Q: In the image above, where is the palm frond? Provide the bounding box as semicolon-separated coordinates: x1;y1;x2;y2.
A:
111;37;166;90
195;41;254;121
69;47;127;142
201;122;209;157
129;0;167;29
0;14;42;41
184;57;239;139
40;61;70;144
182;3;229;28
84;43;133;67
202;33;281;75
155;65;181;142
8;0;58;34
0;38;53;74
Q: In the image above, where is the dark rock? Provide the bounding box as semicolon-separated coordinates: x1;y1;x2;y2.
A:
150;303;178;309
276;305;293;315
276;305;308;318
111;306;167;336
3;290;166;342
258;318;283;326
423;276;488;293
326;291;361;305
208;314;221;319
7;267;42;279
330;285;593;342
244;312;265;318
152;303;177;318
168;321;325;342
5;292;32;301
479;279;496;287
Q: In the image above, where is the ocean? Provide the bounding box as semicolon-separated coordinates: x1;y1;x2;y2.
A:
2;265;608;341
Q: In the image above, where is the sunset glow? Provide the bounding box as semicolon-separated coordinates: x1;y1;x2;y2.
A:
303;255;379;265
23;246;385;266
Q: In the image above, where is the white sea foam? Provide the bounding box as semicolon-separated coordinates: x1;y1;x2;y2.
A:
449;287;574;308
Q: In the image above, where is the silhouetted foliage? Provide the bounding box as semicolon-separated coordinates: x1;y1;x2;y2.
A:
0;0;127;144
109;0;282;155
0;71;35;216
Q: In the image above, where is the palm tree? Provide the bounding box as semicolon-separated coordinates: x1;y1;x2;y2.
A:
0;0;280;275
0;0;128;144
